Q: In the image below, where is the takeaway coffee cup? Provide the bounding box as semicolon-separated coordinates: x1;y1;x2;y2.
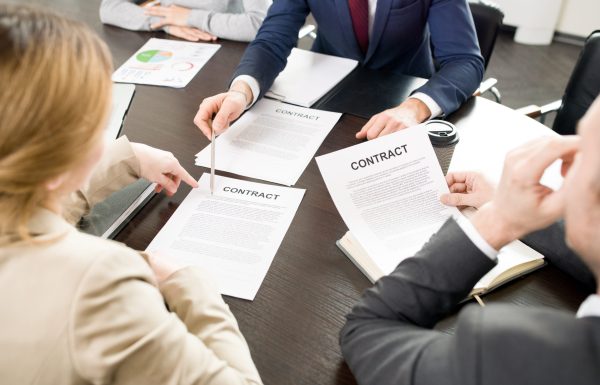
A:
426;120;459;175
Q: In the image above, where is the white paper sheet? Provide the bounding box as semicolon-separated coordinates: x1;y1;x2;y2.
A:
146;174;305;300
316;126;460;274
195;99;341;186
112;38;220;88
105;83;135;140
265;48;359;107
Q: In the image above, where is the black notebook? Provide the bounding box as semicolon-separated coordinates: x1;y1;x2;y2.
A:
313;67;428;119
78;83;155;239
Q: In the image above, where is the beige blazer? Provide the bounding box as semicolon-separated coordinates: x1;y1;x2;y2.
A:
0;137;262;385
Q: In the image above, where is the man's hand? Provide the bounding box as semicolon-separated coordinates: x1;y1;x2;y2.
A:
470;136;580;250
164;25;216;42
356;98;431;140
193;81;251;139
440;172;496;209
146;5;192;29
131;143;199;196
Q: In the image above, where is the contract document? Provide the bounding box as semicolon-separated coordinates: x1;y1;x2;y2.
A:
316;125;459;274
265;48;358;107
195;99;341;186
112;38;220;88
146;174;305;300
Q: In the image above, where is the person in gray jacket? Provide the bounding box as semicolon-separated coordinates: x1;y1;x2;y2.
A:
340;95;600;385
100;0;271;42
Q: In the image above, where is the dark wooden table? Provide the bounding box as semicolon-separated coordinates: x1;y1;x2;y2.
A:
21;1;589;384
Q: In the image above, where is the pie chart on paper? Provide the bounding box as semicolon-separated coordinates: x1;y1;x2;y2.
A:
136;50;173;63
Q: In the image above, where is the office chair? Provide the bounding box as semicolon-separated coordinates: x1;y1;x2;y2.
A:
469;0;505;102
518;30;600;135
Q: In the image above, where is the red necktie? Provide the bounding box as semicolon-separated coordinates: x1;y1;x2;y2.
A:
348;0;369;54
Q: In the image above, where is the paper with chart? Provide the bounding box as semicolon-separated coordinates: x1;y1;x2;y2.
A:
265;48;359;107
146;174;305;300
195;99;341;186
316;125;460;274
112;38;220;88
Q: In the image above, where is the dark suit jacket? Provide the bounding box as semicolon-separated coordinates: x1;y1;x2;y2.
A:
340;219;600;385
233;0;484;115
523;221;596;292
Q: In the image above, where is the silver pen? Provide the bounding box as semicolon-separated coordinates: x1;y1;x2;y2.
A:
210;116;216;195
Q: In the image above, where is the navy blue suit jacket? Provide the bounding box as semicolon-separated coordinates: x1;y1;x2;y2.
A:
233;0;485;115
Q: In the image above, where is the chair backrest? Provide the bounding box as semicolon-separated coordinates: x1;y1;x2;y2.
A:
468;0;504;69
553;31;600;135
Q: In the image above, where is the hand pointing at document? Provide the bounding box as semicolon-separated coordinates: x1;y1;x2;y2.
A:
194;80;253;139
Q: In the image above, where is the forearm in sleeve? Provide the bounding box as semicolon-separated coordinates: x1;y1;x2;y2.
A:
231;0;309;96
72;250;262;385
340;219;494;385
159;267;262;384
62;136;140;224
99;0;161;31
415;0;484;115
188;2;268;42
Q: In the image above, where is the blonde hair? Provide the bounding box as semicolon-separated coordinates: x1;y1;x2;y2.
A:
0;4;113;242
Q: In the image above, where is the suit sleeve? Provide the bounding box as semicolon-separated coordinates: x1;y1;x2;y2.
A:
340;219;496;385
414;0;484;115
69;245;262;385
62;136;141;224
521;221;596;292
231;0;310;97
99;0;161;31
187;0;270;42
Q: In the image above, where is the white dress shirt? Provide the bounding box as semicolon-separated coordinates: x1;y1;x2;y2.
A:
231;0;442;118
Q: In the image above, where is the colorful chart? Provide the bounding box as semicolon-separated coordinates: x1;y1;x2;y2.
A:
172;62;194;71
136;50;173;63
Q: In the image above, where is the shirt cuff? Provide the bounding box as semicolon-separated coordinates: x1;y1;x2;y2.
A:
454;214;499;261
409;92;443;119
231;75;260;109
576;294;600;318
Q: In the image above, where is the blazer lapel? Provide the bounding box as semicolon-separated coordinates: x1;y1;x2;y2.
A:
334;0;367;59
366;0;392;62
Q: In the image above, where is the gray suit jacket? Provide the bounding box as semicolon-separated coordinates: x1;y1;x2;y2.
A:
523;221;596;292
340;219;600;385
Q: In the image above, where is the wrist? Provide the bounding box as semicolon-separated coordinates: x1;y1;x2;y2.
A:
229;80;252;107
401;98;431;123
470;203;517;250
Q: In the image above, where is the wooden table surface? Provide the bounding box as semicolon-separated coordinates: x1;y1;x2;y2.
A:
20;1;589;384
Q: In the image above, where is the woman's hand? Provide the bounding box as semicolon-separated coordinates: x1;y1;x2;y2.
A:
164;25;216;42
146;5;191;28
131;143;198;196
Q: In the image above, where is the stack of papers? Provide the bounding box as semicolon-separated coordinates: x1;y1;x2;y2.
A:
112;38;220;88
195;99;341;186
266;48;359;107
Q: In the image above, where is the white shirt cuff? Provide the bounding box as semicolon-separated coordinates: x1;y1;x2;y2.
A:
454;214;499;261
576;295;600;318
231;75;260;109
409;92;443;119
